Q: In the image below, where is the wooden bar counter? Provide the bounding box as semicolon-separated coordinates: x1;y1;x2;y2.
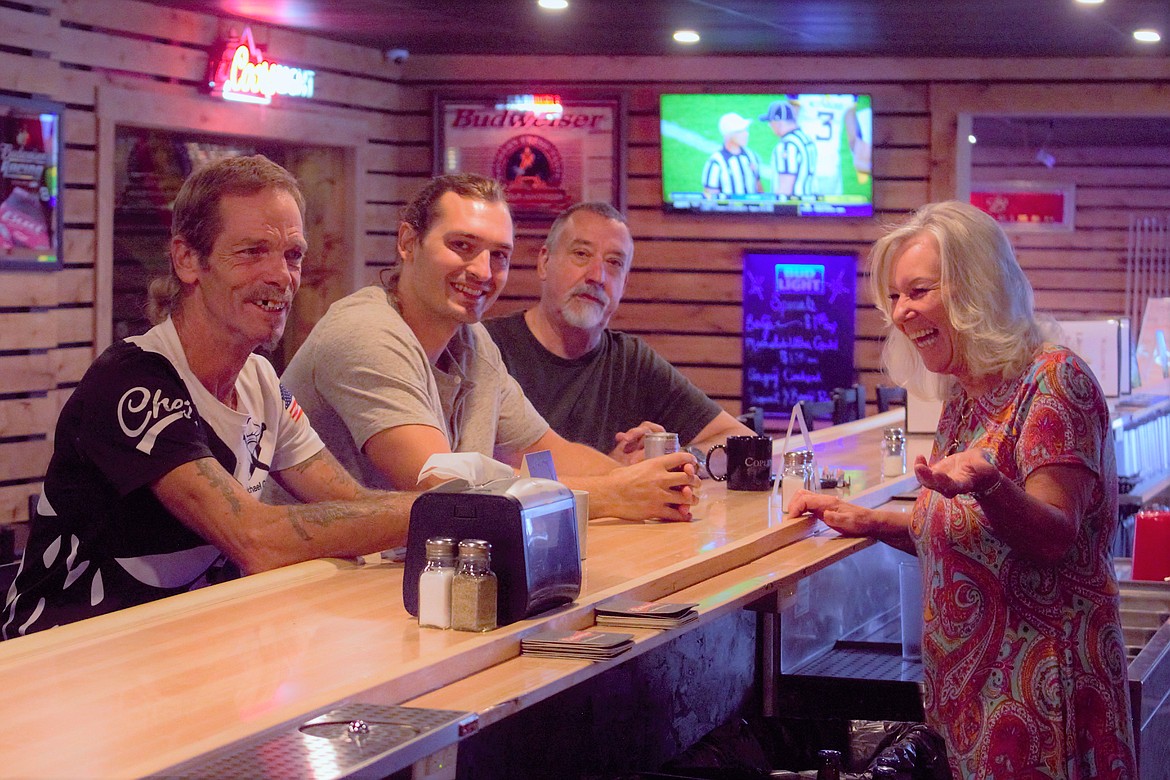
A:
0;411;926;778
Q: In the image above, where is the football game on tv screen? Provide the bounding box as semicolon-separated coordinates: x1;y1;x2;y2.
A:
660;93;872;217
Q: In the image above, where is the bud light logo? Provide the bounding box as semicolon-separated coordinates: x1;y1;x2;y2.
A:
775;264;824;295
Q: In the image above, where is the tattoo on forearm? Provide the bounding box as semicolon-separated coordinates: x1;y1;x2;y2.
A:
287;450;363;499
287;501;368;541
196;459;243;516
288;516;312;542
286;450;325;475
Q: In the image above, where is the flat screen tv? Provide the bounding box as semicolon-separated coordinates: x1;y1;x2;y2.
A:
661;93;872;217
0;94;63;270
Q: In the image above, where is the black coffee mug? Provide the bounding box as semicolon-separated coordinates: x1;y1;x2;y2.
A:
706;435;773;491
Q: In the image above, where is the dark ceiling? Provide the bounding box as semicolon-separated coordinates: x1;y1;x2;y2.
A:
150;0;1169;58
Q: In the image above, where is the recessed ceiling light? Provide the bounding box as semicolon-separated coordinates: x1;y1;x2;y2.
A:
538;0;568;10
1134;29;1162;43
674;30;700;44
968;134;977;144
1074;0;1104;5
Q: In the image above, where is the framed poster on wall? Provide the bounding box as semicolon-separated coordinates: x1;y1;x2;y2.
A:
970;180;1075;232
434;95;624;222
0;95;63;271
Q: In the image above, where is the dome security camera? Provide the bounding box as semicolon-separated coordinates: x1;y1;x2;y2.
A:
386;48;409;65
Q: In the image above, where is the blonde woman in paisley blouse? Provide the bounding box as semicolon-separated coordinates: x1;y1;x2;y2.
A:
789;200;1137;779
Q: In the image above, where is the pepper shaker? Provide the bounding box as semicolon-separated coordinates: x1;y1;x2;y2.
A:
451;539;498;632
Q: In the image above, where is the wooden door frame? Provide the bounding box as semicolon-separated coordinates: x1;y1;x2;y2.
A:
94;84;371;350
928;82;1170;203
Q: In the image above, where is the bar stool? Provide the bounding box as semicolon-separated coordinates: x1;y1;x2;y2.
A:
797;387;865;431
876;386;908;413
832;384;867;422
737;406;766;436
798;400;836;431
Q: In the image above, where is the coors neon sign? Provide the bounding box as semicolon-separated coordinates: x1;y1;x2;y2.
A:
207;27;315;105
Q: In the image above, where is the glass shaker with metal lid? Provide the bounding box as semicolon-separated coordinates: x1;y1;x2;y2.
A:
780;449;815;513
418;537;457;629
451;539;498;632
881;426;907;478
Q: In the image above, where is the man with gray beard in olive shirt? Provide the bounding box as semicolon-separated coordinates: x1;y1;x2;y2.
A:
485;202;753;465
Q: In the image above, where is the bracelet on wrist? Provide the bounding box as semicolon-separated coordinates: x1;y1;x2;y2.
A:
971;474;1004;501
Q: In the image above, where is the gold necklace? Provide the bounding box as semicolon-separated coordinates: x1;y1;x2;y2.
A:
945;394;978;456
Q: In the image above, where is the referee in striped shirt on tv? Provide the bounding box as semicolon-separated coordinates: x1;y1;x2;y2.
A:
701;112;762;199
760;100;817;198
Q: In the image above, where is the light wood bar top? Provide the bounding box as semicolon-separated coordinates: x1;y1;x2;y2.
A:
0;411;928;778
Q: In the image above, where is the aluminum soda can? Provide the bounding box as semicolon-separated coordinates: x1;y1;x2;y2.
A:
644;431;680;460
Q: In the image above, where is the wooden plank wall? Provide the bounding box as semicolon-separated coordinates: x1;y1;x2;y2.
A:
971;144;1170;322
0;0;427;525
400;56;1170;419
1;3;1167;528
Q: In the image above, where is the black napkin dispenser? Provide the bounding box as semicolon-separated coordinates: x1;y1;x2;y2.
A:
402;477;581;626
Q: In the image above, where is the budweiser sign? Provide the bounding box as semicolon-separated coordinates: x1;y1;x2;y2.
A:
207;27;315;105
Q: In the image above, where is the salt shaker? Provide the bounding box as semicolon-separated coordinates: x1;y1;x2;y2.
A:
418;536;457;629
780;450;814;513
451;539;498;632
800;450;816;489
882;427;907;478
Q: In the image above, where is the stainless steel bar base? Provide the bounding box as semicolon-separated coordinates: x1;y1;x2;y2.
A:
152;704;477;779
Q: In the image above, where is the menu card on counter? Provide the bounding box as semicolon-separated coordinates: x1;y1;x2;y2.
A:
595;597;699;629
741;252;857;417
521;628;634;661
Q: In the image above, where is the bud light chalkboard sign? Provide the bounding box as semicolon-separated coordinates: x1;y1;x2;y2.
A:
741;252;856;416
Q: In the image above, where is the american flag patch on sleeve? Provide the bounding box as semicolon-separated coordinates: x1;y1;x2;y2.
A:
280;383;304;422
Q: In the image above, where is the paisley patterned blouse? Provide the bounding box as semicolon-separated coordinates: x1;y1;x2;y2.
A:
910;345;1137;779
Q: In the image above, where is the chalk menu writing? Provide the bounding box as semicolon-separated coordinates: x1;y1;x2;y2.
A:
741;252;856;416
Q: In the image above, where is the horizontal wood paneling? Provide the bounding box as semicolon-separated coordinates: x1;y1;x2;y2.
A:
0;313;56;351
0;484;42;524
0;6;60;50
60;0;217;47
0;397;60;440
63;147;96;186
0;441;53;483
53;346;94;385
0;0;433;500
403;55;1170;85
677;366;740;398
62;111;96;147
0;274;57;307
56;26;207;82
0;0;1165;498
0;49;60;95
971;140;1170;325
56;307;94;346
56;268;96;306
63;188;95;224
0;354;53;395
63;229;96;266
452;60;1162;415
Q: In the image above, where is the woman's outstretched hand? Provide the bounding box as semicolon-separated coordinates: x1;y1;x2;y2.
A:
913;448;1000;498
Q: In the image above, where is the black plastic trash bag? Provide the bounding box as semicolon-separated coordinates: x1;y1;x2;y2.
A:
654;717;950;780
656;717;773;779
866;723;951;780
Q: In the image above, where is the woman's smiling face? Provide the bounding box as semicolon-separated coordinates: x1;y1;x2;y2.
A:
887;232;965;381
